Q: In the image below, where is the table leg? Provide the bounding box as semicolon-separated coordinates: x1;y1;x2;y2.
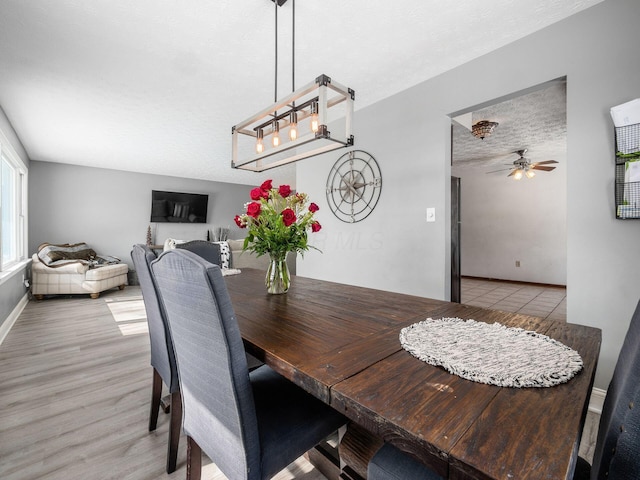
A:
338;423;383;480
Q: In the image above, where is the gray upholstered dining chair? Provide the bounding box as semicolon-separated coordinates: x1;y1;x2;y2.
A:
173;239;262;371
368;299;640;480
175;240;221;266
151;249;346;480
131;244;181;474
573;298;640;479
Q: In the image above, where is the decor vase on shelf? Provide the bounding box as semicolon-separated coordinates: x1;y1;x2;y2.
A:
234;179;322;294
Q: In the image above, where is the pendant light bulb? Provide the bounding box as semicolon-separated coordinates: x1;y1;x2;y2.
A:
310;102;319;133
513;169;524;180
289;112;298;141
256;129;264;154
272;121;280;147
525;169;536;179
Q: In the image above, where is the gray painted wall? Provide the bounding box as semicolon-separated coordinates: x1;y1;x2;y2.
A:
0;106;30;331
29;161;254;269
0;269;29;329
453;157;567;285
297;0;640;390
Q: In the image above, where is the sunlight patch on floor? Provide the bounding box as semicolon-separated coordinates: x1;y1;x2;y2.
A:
116;321;149;336
105;297;149;336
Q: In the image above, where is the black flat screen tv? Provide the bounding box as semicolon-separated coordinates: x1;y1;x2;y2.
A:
150;190;209;223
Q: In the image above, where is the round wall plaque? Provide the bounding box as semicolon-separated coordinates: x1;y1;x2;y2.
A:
326;150;382;223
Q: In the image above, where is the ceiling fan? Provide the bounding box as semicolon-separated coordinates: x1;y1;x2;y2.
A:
487;149;558;180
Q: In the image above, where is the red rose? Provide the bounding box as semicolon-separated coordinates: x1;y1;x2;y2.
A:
260;179;273;191
309;202;319;213
281;208;297;227
234;215;246;228
246;202;261;218
311;221;322;233
278;184;292;198
250;187;263;201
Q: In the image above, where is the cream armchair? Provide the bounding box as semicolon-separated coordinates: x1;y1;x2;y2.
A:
31;243;128;299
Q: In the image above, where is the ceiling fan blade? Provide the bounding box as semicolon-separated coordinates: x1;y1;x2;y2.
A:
531;165;556;171
507;170;517;177
532;160;558;165
486;168;513;174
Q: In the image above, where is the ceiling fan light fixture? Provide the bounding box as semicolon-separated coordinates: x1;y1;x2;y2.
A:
487;149;557;179
472;120;499;140
231;0;354;172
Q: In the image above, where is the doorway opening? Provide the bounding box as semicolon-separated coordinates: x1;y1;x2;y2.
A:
449;77;567;319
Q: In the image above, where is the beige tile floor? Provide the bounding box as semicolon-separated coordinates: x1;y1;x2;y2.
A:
461;277;567;321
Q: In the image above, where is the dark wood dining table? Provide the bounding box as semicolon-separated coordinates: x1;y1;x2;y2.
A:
224;269;601;480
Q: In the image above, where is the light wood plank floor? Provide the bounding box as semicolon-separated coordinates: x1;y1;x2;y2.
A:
0;288;325;480
0;286;597;479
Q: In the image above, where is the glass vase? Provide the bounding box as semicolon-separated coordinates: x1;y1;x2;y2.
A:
265;252;290;294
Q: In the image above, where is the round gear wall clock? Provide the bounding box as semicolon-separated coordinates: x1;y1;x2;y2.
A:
326;150;382;223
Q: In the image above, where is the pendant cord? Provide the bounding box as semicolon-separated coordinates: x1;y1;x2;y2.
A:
274;0;278;106
292;0;295;95
274;0;295;113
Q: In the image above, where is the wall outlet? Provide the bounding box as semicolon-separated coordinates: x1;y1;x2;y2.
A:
515;260;521;267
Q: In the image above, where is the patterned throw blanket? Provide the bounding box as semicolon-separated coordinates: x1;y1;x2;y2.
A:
37;242;121;268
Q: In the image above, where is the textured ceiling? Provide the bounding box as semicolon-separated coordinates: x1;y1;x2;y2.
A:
452;79;567;174
0;0;599;187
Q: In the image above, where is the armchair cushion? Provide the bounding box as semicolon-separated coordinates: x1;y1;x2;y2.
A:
227;239;271;270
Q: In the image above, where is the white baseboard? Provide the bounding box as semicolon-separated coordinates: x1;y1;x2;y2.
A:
0;292;29;345
589;387;606;415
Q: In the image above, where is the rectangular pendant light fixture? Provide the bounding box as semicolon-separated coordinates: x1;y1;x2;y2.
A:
232;74;354;172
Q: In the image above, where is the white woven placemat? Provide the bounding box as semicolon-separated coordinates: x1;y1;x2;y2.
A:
399;317;583;388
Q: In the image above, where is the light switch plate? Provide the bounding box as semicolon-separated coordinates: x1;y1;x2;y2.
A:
426;207;436;222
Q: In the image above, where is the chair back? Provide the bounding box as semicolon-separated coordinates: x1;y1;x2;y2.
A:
591;299;640;479
175;240;221;266
131;244;178;392
151;249;259;480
